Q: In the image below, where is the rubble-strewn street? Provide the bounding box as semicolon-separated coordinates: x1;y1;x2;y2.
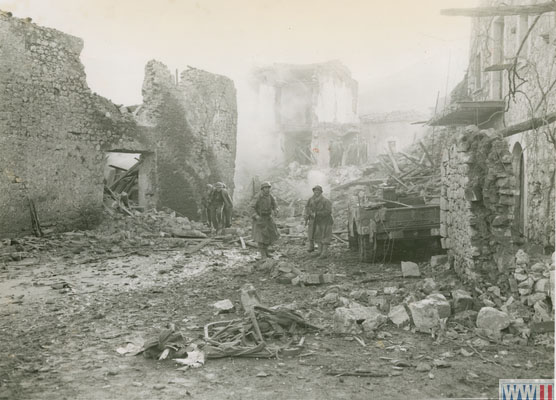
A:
0;215;553;399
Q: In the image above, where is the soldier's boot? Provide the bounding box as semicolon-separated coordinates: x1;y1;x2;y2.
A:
258;243;268;259
307;240;315;252
318;244;329;259
313;243;322;257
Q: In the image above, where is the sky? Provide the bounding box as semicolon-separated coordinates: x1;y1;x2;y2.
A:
0;0;473;113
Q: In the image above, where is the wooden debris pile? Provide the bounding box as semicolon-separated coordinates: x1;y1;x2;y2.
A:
203;284;320;359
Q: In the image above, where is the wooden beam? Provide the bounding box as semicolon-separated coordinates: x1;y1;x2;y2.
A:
500;111;556;137
441;2;556;17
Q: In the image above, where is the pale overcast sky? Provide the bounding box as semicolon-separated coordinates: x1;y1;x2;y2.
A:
0;0;473;114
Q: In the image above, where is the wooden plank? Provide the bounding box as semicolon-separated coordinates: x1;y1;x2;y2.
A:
441;3;556;17
418;141;435;168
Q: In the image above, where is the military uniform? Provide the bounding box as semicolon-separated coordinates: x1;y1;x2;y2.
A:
304;185;333;258
251;182;280;258
209;182;233;232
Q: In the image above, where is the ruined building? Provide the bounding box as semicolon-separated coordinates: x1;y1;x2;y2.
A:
252;61;360;168
0;15;237;238
431;0;556;281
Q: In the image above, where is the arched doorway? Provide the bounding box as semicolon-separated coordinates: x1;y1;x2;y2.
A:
512;143;525;236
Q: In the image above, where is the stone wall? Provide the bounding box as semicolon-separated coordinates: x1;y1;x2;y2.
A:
466;0;556;251
441;126;518;282
0;14;147;238
135;61;237;219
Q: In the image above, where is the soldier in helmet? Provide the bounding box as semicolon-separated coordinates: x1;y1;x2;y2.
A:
304;184;333;258
251;181;280;258
209;182;233;234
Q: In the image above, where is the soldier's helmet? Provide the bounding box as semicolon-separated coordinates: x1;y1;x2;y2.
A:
260;181;272;189
312;185;323;192
215;182;224;189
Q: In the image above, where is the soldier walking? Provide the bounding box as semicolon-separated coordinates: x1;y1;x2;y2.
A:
209;182;233;234
251;181;280;258
304;185;333;258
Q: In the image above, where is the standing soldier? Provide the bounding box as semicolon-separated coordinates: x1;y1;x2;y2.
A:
304;185;333;258
251;181;280;258
209;182;233;234
203;184;214;228
221;183;233;228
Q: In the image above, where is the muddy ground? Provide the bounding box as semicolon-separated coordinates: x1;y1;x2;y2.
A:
0;231;553;400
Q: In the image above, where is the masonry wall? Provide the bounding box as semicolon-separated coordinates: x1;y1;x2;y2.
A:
136;61;237;220
441;126;517;282
467;0;556;250
0;15;146;238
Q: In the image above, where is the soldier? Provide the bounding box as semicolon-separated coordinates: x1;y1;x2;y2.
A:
304;185;333;258
251;181;280;258
221;183;233;228
209;182;233;234
203;184;214;228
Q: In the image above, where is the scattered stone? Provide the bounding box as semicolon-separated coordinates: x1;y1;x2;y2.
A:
430;255;448;267
527;292;547;306
383;286;398;295
388;304;410;327
361;311;388;332
401;261;420;277
415;362;432;372
333;306;386;334
368;296;389;312
213;299;235;313
476;307;510;332
533;301;552;322
422;278;437;295
301;273;334;285
432;359;451;368
487;286;501;297
514;272;528;282
408;294;450;332
452;289;474;313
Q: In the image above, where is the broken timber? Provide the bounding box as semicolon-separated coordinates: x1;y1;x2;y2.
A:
441;2;556;17
500;111;556;137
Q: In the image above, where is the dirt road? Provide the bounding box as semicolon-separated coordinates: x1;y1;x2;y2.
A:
0;235;553;399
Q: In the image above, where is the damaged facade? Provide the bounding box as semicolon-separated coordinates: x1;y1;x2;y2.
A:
434;0;556;280
252;61;360;168
0;15;237;238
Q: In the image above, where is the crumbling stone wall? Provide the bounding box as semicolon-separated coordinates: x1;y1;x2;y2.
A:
441;126;517;282
136;61;237;219
466;0;556;251
0;15;147;238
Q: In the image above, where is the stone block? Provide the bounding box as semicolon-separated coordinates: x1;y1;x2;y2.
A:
213;299;235;313
515;249;529;266
534;278;551;294
531;263;547;273
333;306;385;334
476;307;510;332
401;261;420;277
430;255;448;267
388;304;410;327
408;294;451;332
422;278;437;295
452;289;474;313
